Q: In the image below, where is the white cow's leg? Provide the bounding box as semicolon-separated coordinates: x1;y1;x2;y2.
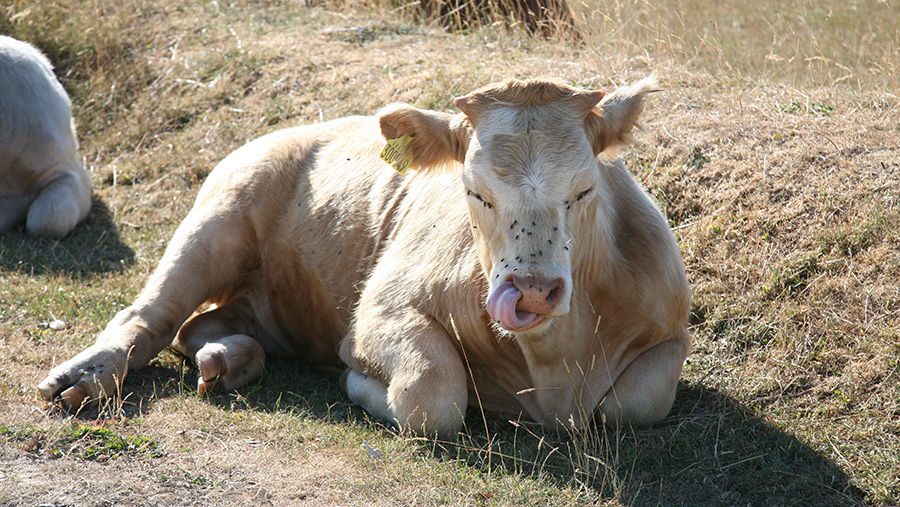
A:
170;300;267;395
341;316;469;439
37;208;260;411
26;168;91;239
597;336;689;426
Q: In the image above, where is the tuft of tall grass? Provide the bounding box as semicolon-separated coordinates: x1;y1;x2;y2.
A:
572;0;900;90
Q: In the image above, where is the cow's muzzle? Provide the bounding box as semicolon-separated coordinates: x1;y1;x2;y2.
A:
486;275;566;332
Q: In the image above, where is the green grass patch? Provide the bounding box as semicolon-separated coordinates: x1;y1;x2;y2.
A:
764;253;822;300
780;101;835;116
2;423;162;461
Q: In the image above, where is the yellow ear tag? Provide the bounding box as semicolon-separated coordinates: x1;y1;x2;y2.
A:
379;135;415;175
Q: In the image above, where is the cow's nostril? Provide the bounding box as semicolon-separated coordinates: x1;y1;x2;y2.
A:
545;279;564;306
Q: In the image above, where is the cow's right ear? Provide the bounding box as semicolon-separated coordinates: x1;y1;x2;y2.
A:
585;76;660;156
377;105;471;170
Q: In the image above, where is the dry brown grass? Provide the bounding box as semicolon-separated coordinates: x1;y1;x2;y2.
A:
2;0;899;505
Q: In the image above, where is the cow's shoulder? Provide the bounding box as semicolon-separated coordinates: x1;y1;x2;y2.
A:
359;171;476;296
596;158;690;329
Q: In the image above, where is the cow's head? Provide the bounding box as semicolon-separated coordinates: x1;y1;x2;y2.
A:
378;78;657;333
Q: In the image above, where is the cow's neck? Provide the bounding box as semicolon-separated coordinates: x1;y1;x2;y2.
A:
515;193;626;425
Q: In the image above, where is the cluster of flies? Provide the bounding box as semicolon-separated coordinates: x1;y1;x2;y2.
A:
465;186;596;283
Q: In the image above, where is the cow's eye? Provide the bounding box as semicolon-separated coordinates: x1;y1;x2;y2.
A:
564;186;594;210
466;189;494;210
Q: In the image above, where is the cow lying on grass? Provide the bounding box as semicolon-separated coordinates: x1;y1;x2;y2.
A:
0;36;91;238
38;77;690;438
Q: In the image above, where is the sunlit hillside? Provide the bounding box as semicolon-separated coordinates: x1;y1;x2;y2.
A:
2;1;898;505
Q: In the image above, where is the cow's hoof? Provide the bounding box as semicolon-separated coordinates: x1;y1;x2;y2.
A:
196;350;225;395
59;383;92;412
38;376;91;411
194;334;265;395
36;344;128;411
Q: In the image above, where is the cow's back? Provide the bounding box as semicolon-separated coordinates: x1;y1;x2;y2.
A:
0;36;77;171
199;116;429;362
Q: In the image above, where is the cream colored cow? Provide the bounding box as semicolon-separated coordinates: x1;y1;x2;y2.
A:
0;36;91;238
38;77;690;438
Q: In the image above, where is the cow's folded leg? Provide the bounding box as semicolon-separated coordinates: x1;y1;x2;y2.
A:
341;317;469;440
26;168;91;239
170;304;266;395
193;335;265;395
342;361;468;439
390;364;469;439
597;336;689;426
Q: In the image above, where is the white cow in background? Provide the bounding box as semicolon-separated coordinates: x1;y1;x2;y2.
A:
0;35;91;238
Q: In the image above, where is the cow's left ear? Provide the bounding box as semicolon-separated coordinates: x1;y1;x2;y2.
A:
377;105;471;170
584;76;660;156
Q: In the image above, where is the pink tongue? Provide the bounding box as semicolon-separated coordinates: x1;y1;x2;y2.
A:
487;281;541;331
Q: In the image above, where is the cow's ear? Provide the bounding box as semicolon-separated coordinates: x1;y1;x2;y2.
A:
377;105;471;170
584;76;659;156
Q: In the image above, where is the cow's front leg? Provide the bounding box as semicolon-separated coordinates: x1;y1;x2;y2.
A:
598;335;689;426
35;306;179;411
340;313;468;439
37;208;259;411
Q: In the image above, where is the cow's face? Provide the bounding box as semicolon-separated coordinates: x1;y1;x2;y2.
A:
456;96;603;333
378;78;655;334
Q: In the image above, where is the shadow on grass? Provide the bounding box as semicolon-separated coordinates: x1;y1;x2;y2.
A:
588;383;868;506
0;197;134;277
118;358;868;507
431;382;868;507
